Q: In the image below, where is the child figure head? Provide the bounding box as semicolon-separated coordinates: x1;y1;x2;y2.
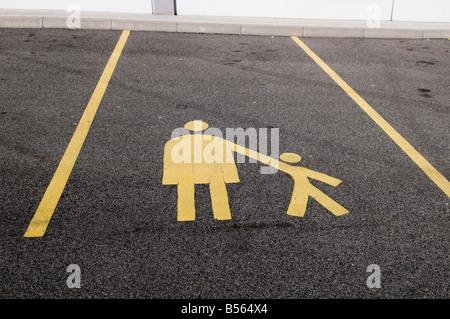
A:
280;152;302;164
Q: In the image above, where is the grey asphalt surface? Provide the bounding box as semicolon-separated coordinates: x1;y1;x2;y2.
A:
0;28;449;300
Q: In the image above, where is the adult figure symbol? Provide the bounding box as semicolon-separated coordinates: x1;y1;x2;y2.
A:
162;120;239;221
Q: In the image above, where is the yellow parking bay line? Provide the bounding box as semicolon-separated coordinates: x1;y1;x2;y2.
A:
291;36;449;198
24;30;131;237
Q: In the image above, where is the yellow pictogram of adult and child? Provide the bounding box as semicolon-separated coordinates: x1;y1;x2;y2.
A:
163;120;348;221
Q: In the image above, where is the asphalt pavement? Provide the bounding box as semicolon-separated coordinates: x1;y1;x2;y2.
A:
0;28;449;301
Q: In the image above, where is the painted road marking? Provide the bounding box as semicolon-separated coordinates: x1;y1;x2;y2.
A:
24;30;131;237
163;121;239;221
162;120;348;221
291;36;450;198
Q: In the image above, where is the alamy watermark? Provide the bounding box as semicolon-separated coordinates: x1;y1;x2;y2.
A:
366;4;381;29
366;264;381;288
64;263;382;290
64;4;383;31
66;264;81;288
66;4;81;29
169;121;280;174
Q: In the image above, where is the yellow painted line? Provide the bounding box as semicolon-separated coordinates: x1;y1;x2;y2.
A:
291;36;450;198
24;30;131;237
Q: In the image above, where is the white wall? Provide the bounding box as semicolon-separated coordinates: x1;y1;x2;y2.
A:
176;0;394;20
393;0;450;22
0;0;449;22
0;0;153;14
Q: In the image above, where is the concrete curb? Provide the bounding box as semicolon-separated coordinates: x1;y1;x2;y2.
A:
1;9;450;38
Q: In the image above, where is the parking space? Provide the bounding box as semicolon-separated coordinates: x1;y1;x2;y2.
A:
0;29;448;300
